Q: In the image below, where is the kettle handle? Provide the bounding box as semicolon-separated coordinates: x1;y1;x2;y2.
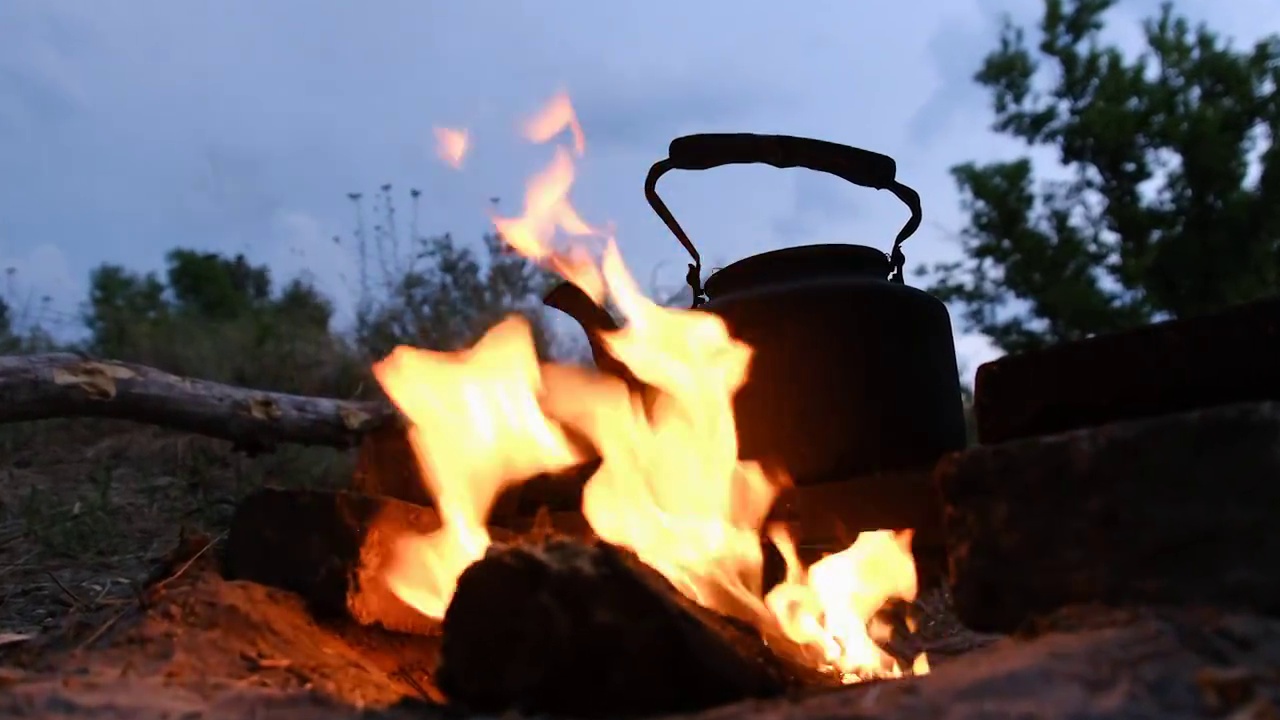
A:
644;133;923;306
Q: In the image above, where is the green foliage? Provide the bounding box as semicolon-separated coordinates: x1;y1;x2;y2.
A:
82;249;358;396
0;296;13;353
347;185;563;360
1;278;59;354
68;184;568;397
923;0;1280;354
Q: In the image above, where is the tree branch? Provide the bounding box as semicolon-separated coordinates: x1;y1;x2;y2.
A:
0;353;398;452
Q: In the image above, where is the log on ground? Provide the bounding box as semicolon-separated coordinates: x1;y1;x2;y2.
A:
0;352;397;452
436;537;838;718
973;293;1280;444
938;401;1280;634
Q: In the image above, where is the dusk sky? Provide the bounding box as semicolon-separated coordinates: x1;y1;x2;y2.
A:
2;0;1276;381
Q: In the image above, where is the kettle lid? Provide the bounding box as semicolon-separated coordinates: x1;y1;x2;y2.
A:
703;244;893;300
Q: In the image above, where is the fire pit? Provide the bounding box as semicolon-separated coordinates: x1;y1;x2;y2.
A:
221;92;1280;718
231;93;941;717
5;90;1280;720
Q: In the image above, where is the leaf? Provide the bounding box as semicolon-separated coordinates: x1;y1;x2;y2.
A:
52;361;137;401
246;397;283;421
339;406;372;431
0;666;27;687
1197;666;1266;714
0;632;34;647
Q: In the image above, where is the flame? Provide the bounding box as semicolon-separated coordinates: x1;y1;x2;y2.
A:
372;316;583;617
433;127;469;169
374;92;928;681
521;90;586;156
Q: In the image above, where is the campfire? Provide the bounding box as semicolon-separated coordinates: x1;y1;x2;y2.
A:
6;91;1280;720
372;91;926;693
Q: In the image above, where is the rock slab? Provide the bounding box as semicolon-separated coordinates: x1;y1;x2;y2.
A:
973;294;1280;444
938;401;1280;633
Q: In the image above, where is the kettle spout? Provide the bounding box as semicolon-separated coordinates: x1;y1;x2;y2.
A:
543;280;659;422
543;281;630;379
544;281;619;334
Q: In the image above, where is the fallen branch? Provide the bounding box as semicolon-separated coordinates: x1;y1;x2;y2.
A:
0;353;398;452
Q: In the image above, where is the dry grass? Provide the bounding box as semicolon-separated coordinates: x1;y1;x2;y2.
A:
0;418;355;644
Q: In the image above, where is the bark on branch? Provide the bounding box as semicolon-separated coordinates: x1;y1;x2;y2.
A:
0;353;398;452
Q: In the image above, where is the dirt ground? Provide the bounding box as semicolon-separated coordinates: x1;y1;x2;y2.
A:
0;420;415;715
0;419;985;718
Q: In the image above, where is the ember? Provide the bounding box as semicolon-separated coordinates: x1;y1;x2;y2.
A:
379;90;928;683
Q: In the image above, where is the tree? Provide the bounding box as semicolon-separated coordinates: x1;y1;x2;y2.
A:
922;0;1280;354
82;250;344;394
84;251;333;356
346;185;565;360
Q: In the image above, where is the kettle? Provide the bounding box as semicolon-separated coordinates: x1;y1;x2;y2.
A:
545;133;967;487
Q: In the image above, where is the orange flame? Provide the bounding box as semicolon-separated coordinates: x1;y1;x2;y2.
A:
521;90;586;156
433;127;469;169
376;92;928;681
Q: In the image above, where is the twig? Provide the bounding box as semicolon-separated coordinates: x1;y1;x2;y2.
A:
0;549;37;578
46;571;84;608
395;669;447;704
149;532;226;594
74;606;130;653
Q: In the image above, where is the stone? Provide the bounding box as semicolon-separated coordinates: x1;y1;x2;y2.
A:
937;401;1280;633
973;294;1280;444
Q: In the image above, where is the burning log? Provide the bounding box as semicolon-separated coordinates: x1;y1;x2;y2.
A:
0;353;396;452
352;421;596;527
938;401;1280;634
974;294;1280;444
223;488;457;636
222;487;603;636
436;537;838;718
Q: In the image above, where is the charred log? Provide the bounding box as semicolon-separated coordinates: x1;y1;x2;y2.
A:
221;488;601;636
351;421;596;526
436;537;837;718
0;353;396;452
938;401;1280;634
973;294;1280;444
223;488;459;635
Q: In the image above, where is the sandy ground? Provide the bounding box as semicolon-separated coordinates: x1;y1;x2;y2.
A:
0;420;987;718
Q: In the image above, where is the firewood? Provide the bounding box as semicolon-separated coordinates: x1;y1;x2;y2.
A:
351;421;597;525
436;537;838;718
223;488;459;636
938;401;1280;634
221;488;600;636
0;353;397;452
974;294;1280;444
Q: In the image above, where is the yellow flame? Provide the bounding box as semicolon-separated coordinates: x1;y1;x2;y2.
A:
375;92;928;681
372;316;582;617
433;127;469;169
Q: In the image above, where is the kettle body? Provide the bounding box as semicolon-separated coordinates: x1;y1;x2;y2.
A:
697;242;966;484
547;133;968;485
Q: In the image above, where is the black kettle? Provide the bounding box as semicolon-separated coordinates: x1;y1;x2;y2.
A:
545;133;967;487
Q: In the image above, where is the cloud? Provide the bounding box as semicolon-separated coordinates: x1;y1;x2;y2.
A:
262;210;360;324
0;3;92;131
573;74;791;154
0;241;80;334
769;167;869;243
2;0;1275;377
